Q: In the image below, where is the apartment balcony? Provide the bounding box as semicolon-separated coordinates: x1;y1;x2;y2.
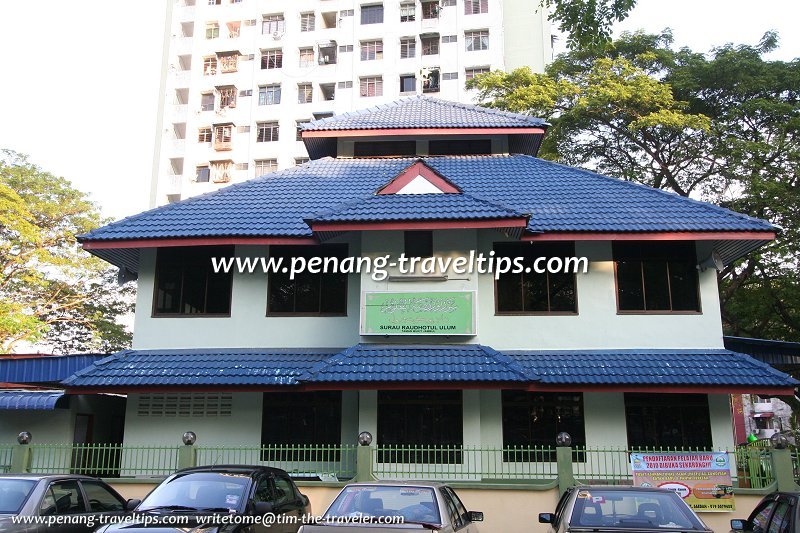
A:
753;402;775;415
756;428;778;439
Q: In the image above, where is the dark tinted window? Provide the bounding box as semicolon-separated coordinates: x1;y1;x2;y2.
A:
0;479;35;513
768;501;791;533
502;391;585;461
752;501;777;533
154;246;233;315
361;4;384;24
267;245;348;315
262;391;342;448
81;481;124;512
353;141;416;157
625;393;712;449
614;242;700;312
428;139;491;155
405;231;433;258
494;242;577;314
40;481;85;515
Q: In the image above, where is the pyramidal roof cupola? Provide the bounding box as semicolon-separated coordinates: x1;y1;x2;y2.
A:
299;95;549;159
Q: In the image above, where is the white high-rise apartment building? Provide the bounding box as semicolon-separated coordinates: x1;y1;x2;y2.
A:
150;0;553;206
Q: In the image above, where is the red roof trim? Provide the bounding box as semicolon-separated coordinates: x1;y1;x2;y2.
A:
82;236;319;250
378;161;460;195
526;384;795;395
302;127;547;138
310;218;528;232
522;231;776;242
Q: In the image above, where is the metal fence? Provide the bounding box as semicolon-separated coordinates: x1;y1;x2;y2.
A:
195;445;358;481
0;444;13;473
372;445;559;481
27;444;180;477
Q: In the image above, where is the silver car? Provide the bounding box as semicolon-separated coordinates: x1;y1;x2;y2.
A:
298;481;483;532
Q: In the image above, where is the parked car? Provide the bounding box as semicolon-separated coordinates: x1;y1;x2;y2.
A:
298;481;482;532
97;465;310;533
0;474;129;533
538;485;712;533
730;491;798;533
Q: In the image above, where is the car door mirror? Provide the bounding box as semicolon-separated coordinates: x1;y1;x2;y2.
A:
467;511;483;522
254;501;274;515
539;513;554;524
731;519;751;531
125;499;141;512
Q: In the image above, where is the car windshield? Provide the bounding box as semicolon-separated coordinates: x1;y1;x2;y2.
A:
569;489;706;530
139;472;250;512
0;479;36;514
325;485;441;525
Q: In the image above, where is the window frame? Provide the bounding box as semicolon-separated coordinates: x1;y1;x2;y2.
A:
260;49;283;69
360;40;383;61
464;0;488;15
360;4;384;24
399;37;416;59
359;76;383;97
299;12;316;32
624;393;713;450
464;29;489;51
152;246;234;317
254;159;277;175
256;121;280;142
262;14;285;35
258;84;282;105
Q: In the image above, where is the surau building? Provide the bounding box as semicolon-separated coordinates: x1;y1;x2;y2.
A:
1;96;795;478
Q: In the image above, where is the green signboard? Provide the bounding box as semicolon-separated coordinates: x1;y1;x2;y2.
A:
360;291;476;335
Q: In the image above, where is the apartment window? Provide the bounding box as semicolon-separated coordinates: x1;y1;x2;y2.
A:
267;244;348;315
400;37;416;59
217;86;237;108
421;1;439;19
297;83;313;103
421;68;440;92
200;93;215;111
154;246;233;316
295;157;310;165
339;44;354;53
360;4;384;24
299;48;314;67
218;52;238;73
465;66;490;80
442;35;458;43
400;3;415;21
262;14;285;35
254;159;277;175
320;83;335;101
262;392;342;448
405;231;433;258
258;84;281;105
205;22;219;39
377;391;462;463
337;81;354;89
226;21;240;38
209;160;233;183
400;74;416;93
256;121;279;142
359;76;383;97
296;119;311;141
494;242;578;314
625;393;712;449
196;166;210;182
464;0;488;14
442;72;458;80
340;9;354;17
202;56;217;75
213;123;232;147
300;12;315;32
614;242;700;313
502;391;585;461
360;40;383;61
421;35;439;55
465;29;489;51
429;139;491;155
261;49;283;69
198;127;212;142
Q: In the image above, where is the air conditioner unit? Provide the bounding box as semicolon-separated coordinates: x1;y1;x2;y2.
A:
319;55;330;64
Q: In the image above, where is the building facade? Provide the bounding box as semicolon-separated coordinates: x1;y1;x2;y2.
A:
49;96;794;461
150;0;553;207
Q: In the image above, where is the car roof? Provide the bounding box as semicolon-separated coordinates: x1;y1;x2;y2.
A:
174;464;290;476
342;481;448;489
0;474;103;481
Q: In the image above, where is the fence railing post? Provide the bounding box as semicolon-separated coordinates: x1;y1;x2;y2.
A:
178;445;196;470
10;444;32;473
355;446;376;482
556;446;576;494
770;448;797;491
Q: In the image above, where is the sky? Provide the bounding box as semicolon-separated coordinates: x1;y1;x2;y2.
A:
0;0;797;221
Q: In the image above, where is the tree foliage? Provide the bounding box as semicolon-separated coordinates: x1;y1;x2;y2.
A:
467;32;800;341
543;0;638;49
0;150;133;353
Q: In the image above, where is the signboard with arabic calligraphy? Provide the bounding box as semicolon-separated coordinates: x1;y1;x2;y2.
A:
360;291;476;335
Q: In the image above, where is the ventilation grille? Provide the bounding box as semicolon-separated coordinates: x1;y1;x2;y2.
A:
137;394;233;417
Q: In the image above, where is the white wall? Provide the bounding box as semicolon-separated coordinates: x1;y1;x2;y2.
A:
133;229;726;350
0;410;73;444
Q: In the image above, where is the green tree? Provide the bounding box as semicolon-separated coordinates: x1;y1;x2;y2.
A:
0;149;133;353
468;32;800;341
543;0;638;49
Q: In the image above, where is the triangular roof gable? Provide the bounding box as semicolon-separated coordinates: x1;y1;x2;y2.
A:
377;160;460;195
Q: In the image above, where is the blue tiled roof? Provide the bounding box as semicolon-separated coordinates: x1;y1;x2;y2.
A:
62;349;337;387
301;96;548;131
0;354;107;384
0;391;67;410
80;156;774;243
300;344;529;383
59;346;797;389
309;193;525;223
503;349;799;387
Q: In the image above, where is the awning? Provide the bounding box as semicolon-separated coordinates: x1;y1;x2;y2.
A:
0;354;107;384
0;391;68;410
